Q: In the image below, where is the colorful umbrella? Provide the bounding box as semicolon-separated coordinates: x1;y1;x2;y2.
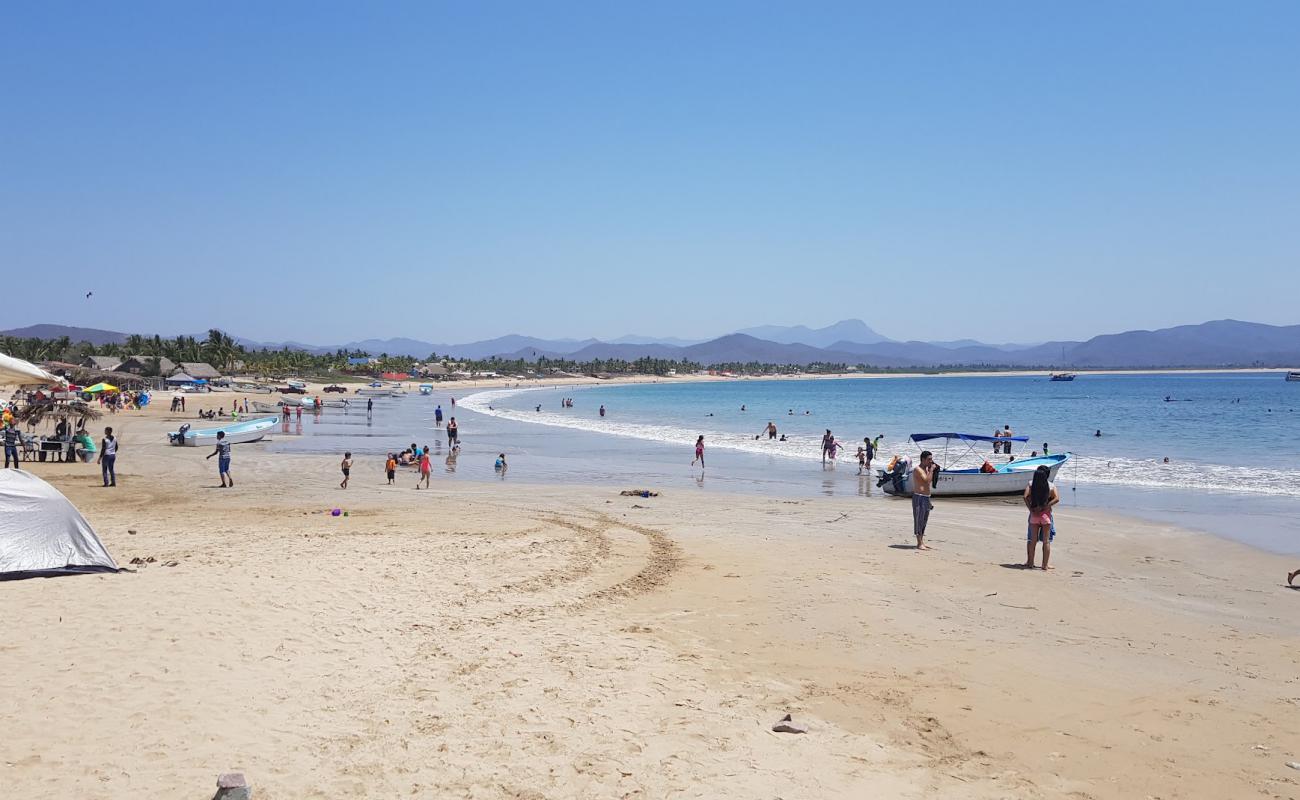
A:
83;382;119;393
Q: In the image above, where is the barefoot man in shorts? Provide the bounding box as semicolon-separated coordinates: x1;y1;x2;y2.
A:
912;450;936;550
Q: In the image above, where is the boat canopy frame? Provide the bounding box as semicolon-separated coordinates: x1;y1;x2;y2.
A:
908;432;1030;470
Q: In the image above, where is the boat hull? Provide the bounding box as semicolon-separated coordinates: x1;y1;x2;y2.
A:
879;454;1070;497
170;417;279;446
1287;372;1300;382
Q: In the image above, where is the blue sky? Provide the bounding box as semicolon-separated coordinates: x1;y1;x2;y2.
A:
3;1;1297;345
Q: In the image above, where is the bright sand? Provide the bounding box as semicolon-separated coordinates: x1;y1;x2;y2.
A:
2;391;1299;798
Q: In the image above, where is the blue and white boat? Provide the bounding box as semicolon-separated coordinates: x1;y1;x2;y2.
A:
167;416;279;447
418;383;433;395
877;432;1070;497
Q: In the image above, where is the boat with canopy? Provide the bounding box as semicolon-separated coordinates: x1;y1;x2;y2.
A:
877;432;1070;497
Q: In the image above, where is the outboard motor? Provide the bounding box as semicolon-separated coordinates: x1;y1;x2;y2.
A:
168;423;191;446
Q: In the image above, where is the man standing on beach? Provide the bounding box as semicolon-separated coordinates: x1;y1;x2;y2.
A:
206;430;233;488
2;420;19;469
435;404;443;425
821;430;834;465
447;417;458;446
98;426;117;486
912;450;937;550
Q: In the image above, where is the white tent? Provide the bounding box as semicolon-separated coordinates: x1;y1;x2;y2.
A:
0;352;64;386
0;470;119;577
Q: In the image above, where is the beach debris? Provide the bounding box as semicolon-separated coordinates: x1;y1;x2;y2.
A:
620;489;659;498
772;714;807;734
331;508;342;517
127;529;137;535
1287;761;1300;771
162;560;179;568
213;772;251;800
128;556;157;566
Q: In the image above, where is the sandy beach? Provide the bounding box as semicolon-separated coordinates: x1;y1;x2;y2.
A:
2;394;1298;799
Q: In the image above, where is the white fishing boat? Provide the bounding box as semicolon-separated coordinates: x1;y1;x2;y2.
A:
419;383;433;395
1287;371;1300;382
167;416;279;446
355;387;402;397
1049;372;1076;382
877;432;1070;497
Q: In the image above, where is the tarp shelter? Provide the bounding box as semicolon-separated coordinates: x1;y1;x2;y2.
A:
0;352;65;386
166;373;197;384
83;382;119;394
0;470;120;578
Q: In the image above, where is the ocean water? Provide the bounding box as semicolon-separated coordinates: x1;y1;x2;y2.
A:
266;373;1300;554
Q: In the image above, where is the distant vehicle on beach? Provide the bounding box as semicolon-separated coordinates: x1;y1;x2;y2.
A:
324;384;348;393
278;386;306;394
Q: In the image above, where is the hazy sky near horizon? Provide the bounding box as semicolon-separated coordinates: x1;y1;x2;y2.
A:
3;2;1298;345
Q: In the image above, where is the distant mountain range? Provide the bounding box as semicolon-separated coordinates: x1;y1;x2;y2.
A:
4;319;1299;368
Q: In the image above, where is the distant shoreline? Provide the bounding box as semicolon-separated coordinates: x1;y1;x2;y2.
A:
4;366;1292;398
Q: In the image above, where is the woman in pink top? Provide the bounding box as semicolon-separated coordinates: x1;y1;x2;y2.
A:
1023;465;1060;570
417;446;432;490
691;435;705;468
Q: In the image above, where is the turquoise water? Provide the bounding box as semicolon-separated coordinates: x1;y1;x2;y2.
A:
267;373;1300;553
469;373;1300;496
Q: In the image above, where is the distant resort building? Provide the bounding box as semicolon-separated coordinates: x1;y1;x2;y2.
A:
81;355;123;372
174;362;221;381
116;355;177;376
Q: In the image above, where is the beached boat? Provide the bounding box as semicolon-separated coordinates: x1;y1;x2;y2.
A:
877;433;1070;497
1287;371;1300;382
419;384;433;395
167;416;278;447
286;379;308;390
355;388;403;397
1049;372;1076;381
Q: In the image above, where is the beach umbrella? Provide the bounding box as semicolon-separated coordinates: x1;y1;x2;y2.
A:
0;352;65;386
83;382;119;394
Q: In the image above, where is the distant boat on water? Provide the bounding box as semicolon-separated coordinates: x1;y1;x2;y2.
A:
1050;372;1076;382
1287;371;1300;382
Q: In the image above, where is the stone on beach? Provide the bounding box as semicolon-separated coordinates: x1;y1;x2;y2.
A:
772;713;807;734
214;772;250;800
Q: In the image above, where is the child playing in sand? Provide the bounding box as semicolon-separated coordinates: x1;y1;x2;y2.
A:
340;452;352;489
385;453;397;485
